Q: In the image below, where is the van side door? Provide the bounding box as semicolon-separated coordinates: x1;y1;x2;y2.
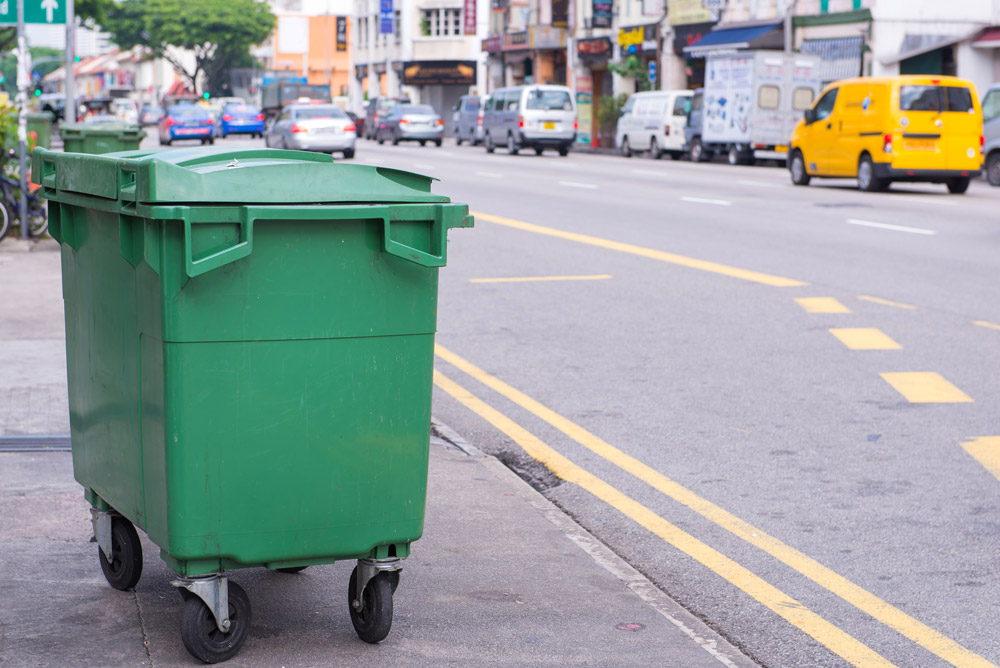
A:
802;87;839;174
667;94;691;151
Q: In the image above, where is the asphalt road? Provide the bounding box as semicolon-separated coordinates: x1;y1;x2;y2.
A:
145;131;1000;668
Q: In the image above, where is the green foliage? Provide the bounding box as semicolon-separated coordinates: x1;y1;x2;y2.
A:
101;0;275;95
0;47;66;97
596;93;629;134
609;56;651;92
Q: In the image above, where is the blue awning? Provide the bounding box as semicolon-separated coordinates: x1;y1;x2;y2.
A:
683;22;782;56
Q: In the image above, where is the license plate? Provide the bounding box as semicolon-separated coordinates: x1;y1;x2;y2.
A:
544;122;556;130
905;138;935;150
317;127;341;134
176;128;201;135
775;145;788;153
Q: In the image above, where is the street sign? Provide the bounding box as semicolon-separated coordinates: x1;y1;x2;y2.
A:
703;0;726;9
648;61;657;84
379;0;393;35
0;0;67;24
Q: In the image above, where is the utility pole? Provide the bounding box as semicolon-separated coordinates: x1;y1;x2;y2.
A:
65;0;75;123
783;0;795;54
16;0;28;239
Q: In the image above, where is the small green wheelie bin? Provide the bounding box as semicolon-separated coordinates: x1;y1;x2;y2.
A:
32;146;472;663
26;111;54;149
59;122;146;154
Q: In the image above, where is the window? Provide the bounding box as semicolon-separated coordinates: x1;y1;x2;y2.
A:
792;87;815;111
690;92;702;112
505;91;520;111
621;96;637;115
464;98;481;111
983;90;1000;123
812;87;838;121
758;85;779;110
484;96;495;112
899;85;973;112
672;96;691;116
525;89;571;111
422;8;462;37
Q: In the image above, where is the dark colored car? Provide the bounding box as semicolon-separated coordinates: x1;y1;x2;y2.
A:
158;105;215;146
140;105;164;126
376;104;444;147
346;111;365;140
215;104;266;138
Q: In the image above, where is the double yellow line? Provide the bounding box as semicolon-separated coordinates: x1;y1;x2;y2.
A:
434;343;995;668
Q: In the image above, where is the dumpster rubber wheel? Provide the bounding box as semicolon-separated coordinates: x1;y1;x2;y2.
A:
348;567;393;644
180;581;251;664
276;566;308;574
99;516;143;591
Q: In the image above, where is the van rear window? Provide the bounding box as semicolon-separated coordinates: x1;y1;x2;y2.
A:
899;85;974;113
526;90;572;111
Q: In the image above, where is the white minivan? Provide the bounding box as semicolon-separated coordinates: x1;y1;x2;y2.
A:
482;84;577;156
615;90;693;159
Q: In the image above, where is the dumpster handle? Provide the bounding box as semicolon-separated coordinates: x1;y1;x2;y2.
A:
183;211;253;278
381;214;446;268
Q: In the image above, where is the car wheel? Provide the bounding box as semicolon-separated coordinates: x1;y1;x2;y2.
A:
728;146;741;166
789;150;810;186
343;149;355;159
392;130;400;146
689;137;704;162
946;177;970;194
485;133;495;154
456;133;463;146
987;152;1000;187
435;139;442;147
377;129;385;145
857;154;883;192
621;136;632;158
534;147;543;156
558;145;569;157
420;140;426;146
650;138;662;160
507;134;519;155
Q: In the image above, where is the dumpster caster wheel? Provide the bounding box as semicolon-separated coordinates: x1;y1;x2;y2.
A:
276;566;308;574
348;566;393;644
180;581;251;664
98;516;143;591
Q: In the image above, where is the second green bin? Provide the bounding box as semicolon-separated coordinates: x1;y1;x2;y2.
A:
59;122;147;153
34;146;472;662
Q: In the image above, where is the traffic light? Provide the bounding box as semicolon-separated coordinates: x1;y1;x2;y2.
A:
203;92;210;100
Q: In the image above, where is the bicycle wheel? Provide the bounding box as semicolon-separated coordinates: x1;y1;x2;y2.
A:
27;198;47;237
0;199;9;242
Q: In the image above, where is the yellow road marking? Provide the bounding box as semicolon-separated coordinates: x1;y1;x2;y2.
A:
973;321;1000;331
433;369;898;668
472;211;808;288
961;437;1000;482
880;372;974;403
829;328;902;350
435;344;996;668
796;297;852;314
470;274;612;284
858;295;918;310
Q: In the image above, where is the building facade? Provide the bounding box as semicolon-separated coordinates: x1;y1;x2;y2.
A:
264;0;355;98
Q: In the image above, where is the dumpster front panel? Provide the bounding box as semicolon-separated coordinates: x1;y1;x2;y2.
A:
151;334;433;565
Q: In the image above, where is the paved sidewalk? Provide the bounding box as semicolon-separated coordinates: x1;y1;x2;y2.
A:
0;239;756;667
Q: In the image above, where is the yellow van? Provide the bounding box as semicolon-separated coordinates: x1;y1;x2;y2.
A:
789;75;983;193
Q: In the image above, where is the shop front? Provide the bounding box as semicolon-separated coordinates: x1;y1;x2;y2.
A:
617;23;659;92
401;60;477;135
575;36;613;147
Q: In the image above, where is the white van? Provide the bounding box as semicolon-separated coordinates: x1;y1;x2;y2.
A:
482;84;576;156
615;90;693;159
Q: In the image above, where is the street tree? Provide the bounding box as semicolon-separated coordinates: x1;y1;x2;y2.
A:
101;0;274;96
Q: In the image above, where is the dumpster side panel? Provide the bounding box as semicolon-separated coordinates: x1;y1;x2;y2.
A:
60;205;146;527
160;334;433;565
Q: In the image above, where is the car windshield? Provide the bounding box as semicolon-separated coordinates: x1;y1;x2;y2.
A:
294;107;347;119
525;90;572;111
465;99;481;110
169;106;208;118
400;105;436;115
899;85;974;112
225;104;260;114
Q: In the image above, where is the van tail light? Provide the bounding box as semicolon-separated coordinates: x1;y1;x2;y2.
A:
664;125;670;135
222;114;232;122
981;135;985;155
343;123;356;132
883;133;892;154
518;115;524;128
290;123;308;133
574;118;578;130
477;113;483;127
256;114;265;121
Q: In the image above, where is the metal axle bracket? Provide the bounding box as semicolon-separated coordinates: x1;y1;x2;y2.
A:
352;558;402;613
90;507;115;564
171;575;231;633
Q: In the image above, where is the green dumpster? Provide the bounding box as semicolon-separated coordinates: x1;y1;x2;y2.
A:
26;111;53;149
59;122;146;153
32;147;472;662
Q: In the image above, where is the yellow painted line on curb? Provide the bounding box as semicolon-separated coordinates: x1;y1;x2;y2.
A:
470;274;612;284
796;297;852;314
433;369;898;668
973;321;1000;332
472;211;808;288
435;344;997;668
858;295;918;310
829;328;902;350
880;372;974;404
961;437;1000;483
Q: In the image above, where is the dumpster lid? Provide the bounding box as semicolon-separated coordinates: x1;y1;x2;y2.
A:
33;147;449;205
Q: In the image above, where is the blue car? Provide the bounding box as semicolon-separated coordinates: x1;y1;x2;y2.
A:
215;104;266;139
158;105;214;145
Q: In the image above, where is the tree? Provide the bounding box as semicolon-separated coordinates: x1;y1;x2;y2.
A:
609;56;651;93
101;0;274;96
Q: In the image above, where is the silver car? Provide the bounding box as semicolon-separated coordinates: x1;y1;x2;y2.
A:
264;104;357;158
376;104;444;147
454;95;484;146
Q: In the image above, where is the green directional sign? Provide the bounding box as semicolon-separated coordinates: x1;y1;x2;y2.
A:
0;0;68;24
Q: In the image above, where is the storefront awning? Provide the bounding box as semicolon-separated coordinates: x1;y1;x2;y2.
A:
881;33;965;65
973;28;1000;49
683;21;782;56
800;36;864;83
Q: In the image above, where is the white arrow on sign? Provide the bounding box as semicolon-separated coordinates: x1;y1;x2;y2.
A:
0;1;8;15
40;0;58;22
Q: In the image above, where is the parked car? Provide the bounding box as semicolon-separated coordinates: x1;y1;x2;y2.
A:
364;96;410;140
264;104;356;157
377;104;444;146
683;89;712;162
790;75;983;193
346;111;365;141
982;84;1000;186
215;103;266;138
454;94;484;146
111;99;140;125
482;85;576;156
158;105;215;146
616;89;692;160
140;104;164;126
